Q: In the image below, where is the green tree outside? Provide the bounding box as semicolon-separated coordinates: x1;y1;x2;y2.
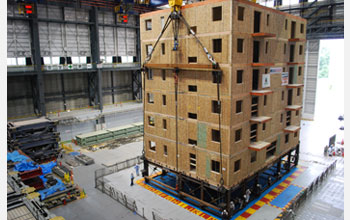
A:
318;47;330;78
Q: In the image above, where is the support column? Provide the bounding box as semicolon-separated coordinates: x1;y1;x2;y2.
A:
295;143;300;166
287;151;291;172
142;159;149;181
277;158;282;179
89;7;103;111
136;19;141;63
111;71;115;103
29;2;46;116
60;74;67;111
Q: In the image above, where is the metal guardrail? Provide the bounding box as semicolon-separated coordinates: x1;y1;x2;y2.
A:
94;156;171;220
276;160;337;220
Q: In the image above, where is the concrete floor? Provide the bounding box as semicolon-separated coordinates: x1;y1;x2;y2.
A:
50;87;344;220
51;118;344;220
294;157;344;220
51;142;144;220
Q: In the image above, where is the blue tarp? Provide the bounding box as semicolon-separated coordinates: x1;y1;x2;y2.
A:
39;175;48;184
40;161;57;175
70;152;80;156
14;161;39;172
39;178;66;200
7;151;29;162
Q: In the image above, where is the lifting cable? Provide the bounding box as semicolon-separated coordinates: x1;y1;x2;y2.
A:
216;72;224;188
142;69;146;158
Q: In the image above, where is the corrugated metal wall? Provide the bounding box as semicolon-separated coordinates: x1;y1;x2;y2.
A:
7;77;34;118
7;4;31;58
302;40;320;120
7;4;137;118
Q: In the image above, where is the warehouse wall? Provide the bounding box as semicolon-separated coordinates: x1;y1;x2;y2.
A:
8;70;133;118
44;73;90;113
102;71;133;105
7;3;138;119
8;77;34;118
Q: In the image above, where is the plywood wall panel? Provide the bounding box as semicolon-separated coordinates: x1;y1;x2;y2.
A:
141;0;306;188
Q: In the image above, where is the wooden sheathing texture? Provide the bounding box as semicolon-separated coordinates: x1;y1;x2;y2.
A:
141;0;306;189
280;130;300;153
296;65;304;84
144;133;231;187
140;0;232;66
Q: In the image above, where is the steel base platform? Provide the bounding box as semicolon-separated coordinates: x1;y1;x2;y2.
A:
102;151;337;220
142;145;300;219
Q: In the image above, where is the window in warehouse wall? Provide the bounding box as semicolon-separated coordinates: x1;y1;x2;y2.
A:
121;56;133;63
72;56;80;64
106;56;113;63
17;57;26;65
44;57;51;65
100;56;106;63
7;58;17;66
52;57;60;65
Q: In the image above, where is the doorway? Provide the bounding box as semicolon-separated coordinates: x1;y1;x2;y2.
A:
290;44;295;62
291;21;296;39
288;89;293;105
254;11;261;33
289;67;294;84
253;41;260;63
252;69;259;90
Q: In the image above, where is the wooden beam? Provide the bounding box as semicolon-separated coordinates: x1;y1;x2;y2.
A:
251;33;276;38
179;191;221;211
251;63;275;67
288;38;306;42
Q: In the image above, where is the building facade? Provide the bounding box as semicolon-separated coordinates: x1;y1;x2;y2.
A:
140;0;306;190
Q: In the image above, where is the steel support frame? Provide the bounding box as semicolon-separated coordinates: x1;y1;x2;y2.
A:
143;144;300;219
277;0;344;40
132;16;142;101
89;7;103;111
110;71;115;104
29;2;46;116
60;74;67;111
132;70;142;101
